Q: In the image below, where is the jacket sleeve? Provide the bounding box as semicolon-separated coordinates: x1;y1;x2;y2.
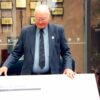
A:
3;29;25;68
59;26;73;69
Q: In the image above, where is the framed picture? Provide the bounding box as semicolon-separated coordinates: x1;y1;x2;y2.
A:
0;2;12;9
51;7;64;16
52;0;64;3
30;17;35;24
1;18;13;25
16;0;26;8
30;2;40;10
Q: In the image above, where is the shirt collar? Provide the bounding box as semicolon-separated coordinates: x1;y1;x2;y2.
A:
36;26;48;34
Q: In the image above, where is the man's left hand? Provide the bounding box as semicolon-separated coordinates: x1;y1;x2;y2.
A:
63;68;76;79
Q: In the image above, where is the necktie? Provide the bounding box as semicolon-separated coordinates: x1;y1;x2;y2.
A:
39;29;45;68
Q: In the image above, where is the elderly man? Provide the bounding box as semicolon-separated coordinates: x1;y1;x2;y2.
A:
0;5;75;79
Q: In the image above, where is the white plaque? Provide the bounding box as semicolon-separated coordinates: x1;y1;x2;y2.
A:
0;74;99;100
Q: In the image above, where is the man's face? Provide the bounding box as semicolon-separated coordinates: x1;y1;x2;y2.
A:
34;12;50;29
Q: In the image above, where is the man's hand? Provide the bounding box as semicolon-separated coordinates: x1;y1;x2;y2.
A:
0;66;8;76
63;68;76;79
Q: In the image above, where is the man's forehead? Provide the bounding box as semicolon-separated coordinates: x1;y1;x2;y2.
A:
35;11;50;18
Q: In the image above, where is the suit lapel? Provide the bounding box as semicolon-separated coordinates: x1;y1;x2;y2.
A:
48;24;55;61
30;25;37;59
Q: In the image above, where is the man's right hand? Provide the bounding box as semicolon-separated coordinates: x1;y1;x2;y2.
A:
0;66;8;76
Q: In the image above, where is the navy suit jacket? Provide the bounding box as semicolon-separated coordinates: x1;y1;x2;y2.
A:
3;23;73;75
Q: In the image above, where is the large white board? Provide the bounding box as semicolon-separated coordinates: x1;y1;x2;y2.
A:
0;74;99;100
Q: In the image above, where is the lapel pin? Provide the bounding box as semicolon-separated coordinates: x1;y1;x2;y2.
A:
52;36;55;39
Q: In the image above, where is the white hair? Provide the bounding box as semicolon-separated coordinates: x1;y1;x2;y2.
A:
34;4;50;16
